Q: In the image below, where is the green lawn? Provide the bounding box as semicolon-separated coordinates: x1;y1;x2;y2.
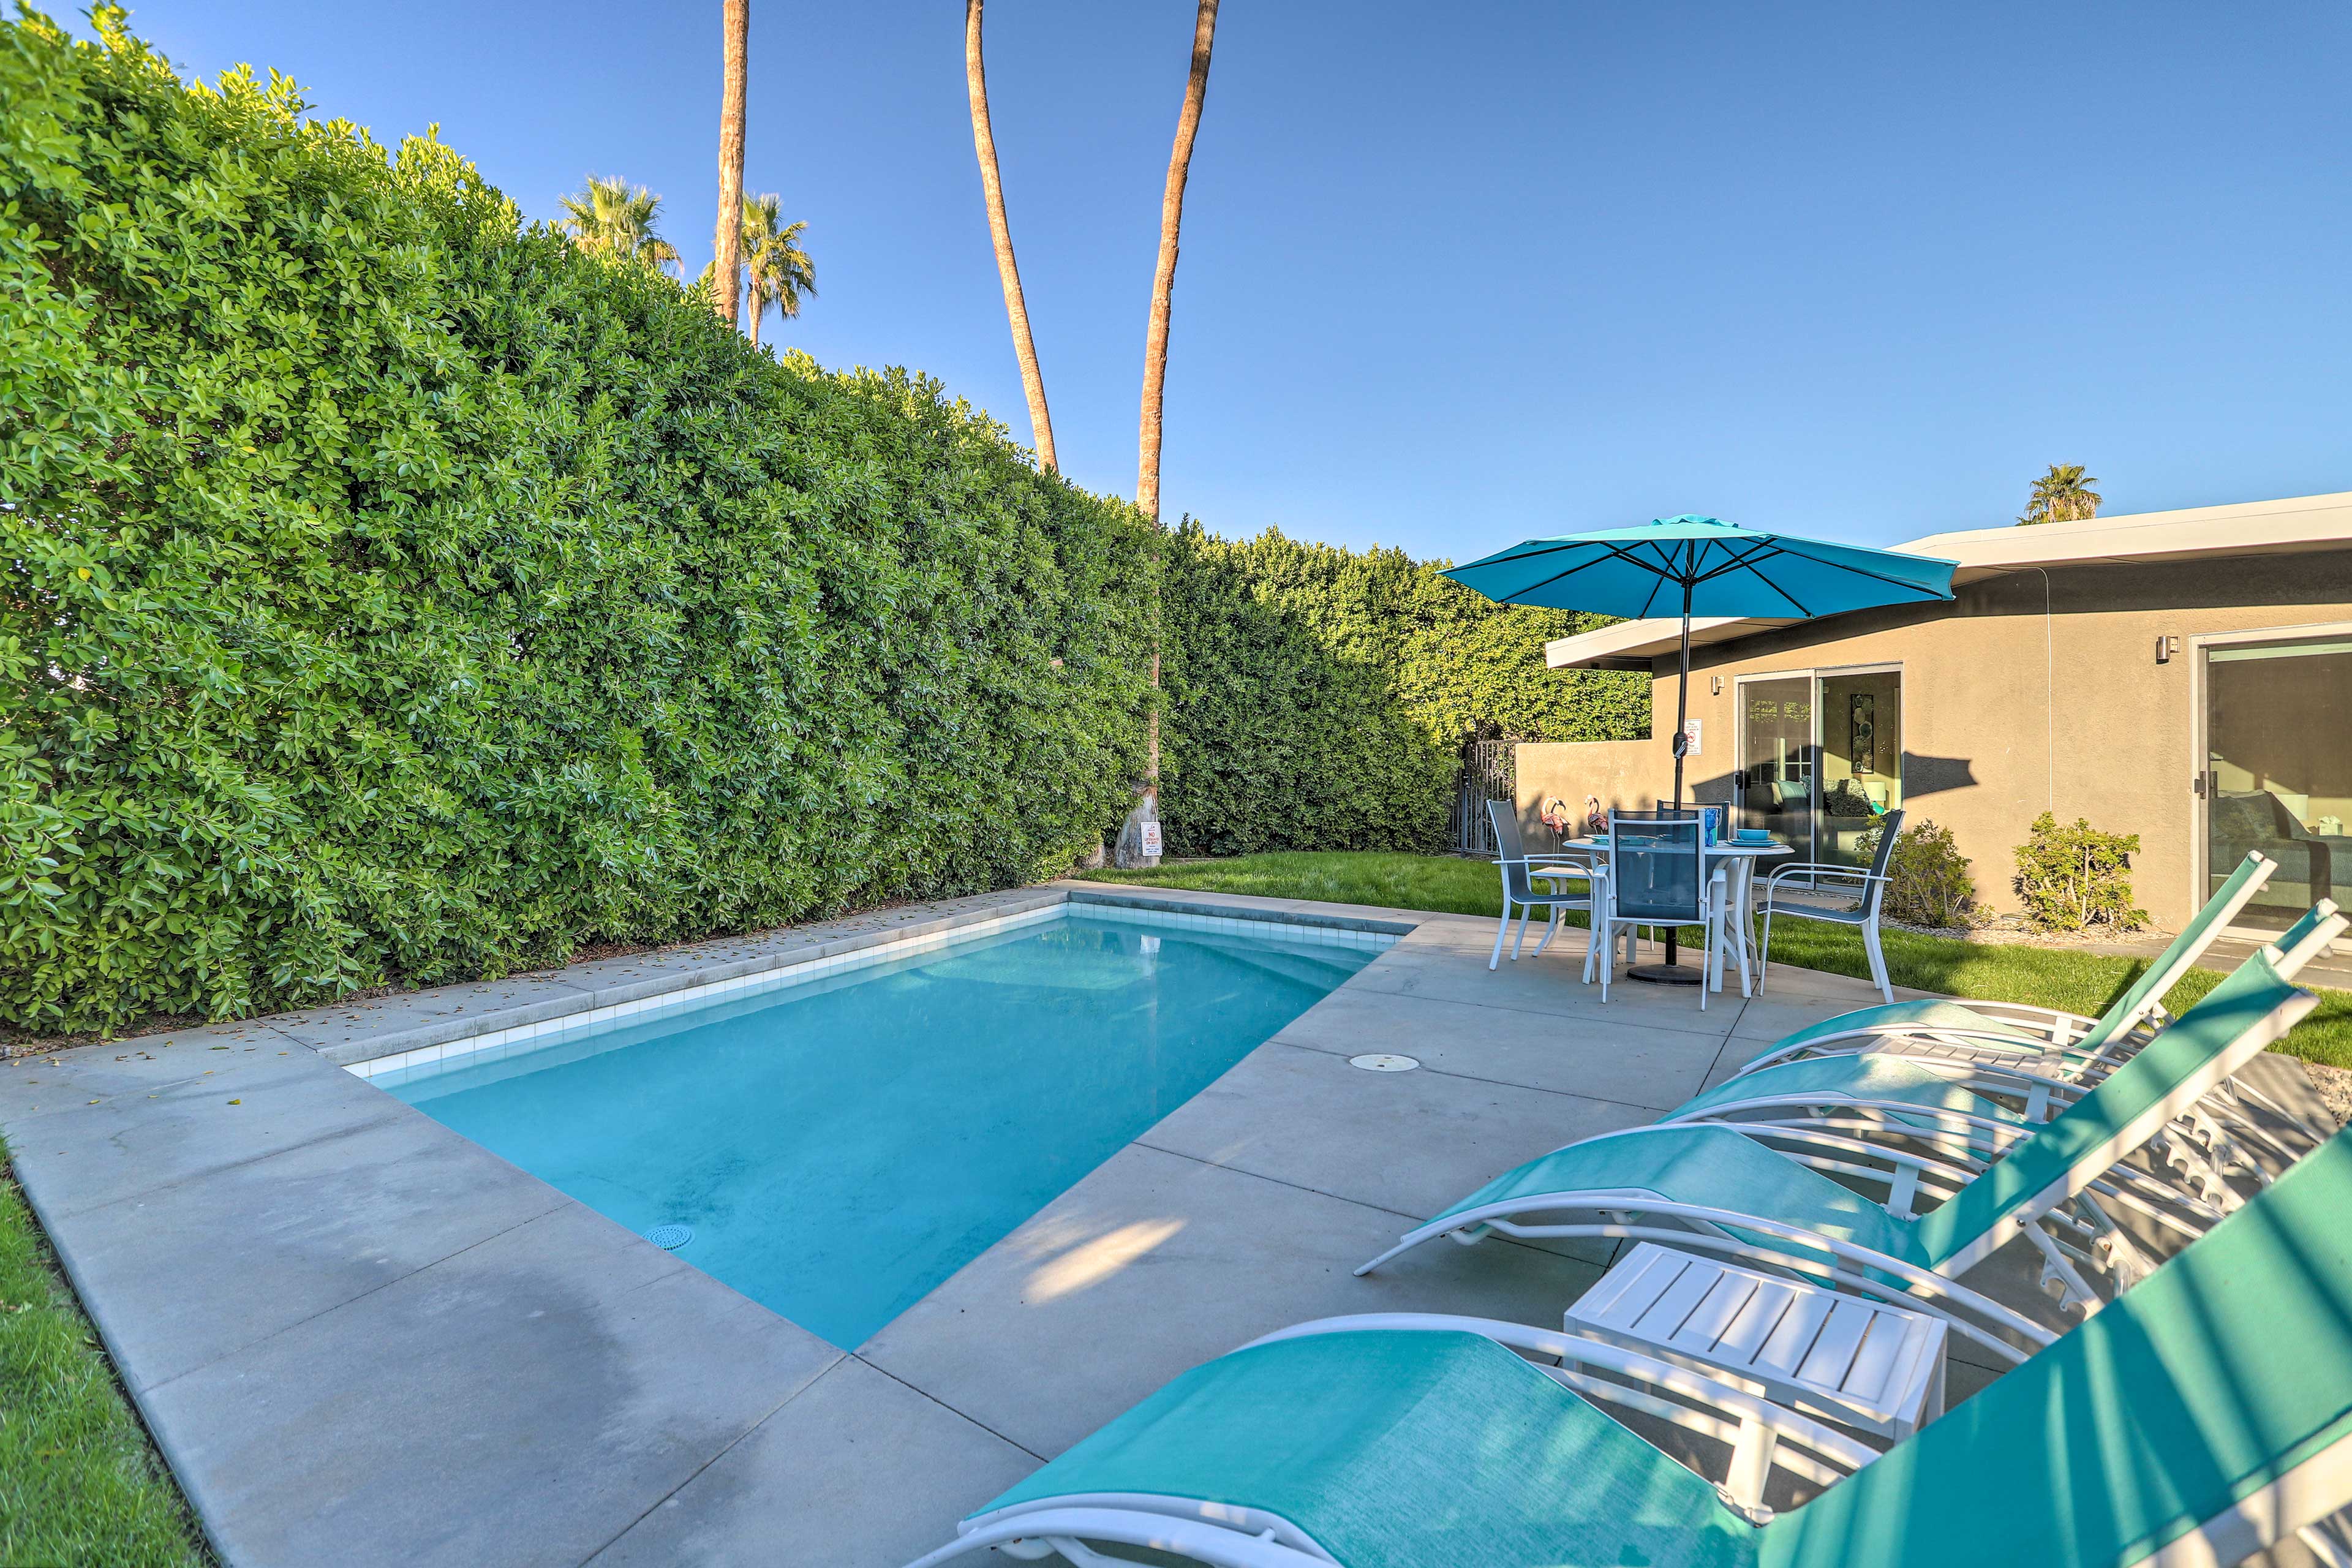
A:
0;1147;211;1567
1079;851;2352;1069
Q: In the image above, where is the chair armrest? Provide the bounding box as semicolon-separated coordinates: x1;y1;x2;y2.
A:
1764;861;1888;885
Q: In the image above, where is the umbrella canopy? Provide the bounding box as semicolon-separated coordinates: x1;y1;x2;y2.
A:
1445;514;1958;809
1443;514;1957;620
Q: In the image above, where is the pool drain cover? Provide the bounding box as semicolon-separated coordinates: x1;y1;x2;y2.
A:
1349;1054;1420;1073
646;1224;694;1251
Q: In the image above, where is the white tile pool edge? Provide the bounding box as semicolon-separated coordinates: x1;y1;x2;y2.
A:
342;901;1397;1083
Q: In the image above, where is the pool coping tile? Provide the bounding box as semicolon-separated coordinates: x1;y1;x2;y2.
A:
341;889;1402;1082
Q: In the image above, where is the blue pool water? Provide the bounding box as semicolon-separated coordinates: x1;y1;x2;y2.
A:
385;913;1378;1349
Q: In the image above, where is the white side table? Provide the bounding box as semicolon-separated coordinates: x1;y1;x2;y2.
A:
1566;1242;1947;1441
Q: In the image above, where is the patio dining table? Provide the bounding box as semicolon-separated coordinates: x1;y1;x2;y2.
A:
1536;836;1793;989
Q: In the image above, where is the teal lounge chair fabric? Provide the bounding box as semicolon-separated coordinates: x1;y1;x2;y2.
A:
1433;1121;1929;1266
1760;997;2045;1056
980;1327;1756;1568
1760;1125;2352;1568
931;1129;2352;1568
1668;1054;2024;1129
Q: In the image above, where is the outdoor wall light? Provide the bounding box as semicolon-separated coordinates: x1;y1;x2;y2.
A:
1709;674;1723;695
2155;634;2179;665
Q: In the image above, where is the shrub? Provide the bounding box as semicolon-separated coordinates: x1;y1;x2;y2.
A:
0;12;1152;1031
0;9;1651;1031
1158;522;1644;856
1858;817;1977;929
2013;812;2147;933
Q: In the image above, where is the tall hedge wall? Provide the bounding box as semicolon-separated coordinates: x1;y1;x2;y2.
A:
0;14;1153;1030
1159;523;1645;856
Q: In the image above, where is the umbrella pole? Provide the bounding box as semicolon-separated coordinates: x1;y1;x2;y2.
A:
1664;592;1691;968
1634;589;1702;984
1671;592;1691;810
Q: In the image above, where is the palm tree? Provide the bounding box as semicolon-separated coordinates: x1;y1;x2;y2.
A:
1123;0;1219;867
557;177;681;274
2019;463;2103;525
964;0;1057;470
693;197;815;345
741;195;815;350
1136;0;1219;524
711;0;749;326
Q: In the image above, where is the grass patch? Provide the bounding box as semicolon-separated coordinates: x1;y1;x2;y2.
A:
1079;851;2352;1070
0;1145;211;1567
1083;850;1507;919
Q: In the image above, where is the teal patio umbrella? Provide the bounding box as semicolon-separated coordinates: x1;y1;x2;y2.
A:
1446;514;1958;974
1447;514;1957;807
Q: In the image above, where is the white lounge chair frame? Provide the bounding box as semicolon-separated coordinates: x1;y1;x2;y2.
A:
1670;1054;2304;1218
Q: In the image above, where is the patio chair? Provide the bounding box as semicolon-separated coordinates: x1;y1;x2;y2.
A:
1591;808;1734;1007
908;1123;2352;1568
1356;912;2343;1362
1484;799;1602;970
1757;809;1905;1004
1735;850;2275;1076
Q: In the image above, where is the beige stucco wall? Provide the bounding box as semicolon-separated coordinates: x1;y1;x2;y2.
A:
1517;550;2352;930
1516;739;1672;836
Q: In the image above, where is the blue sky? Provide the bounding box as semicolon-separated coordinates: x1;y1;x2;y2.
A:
96;2;2352;560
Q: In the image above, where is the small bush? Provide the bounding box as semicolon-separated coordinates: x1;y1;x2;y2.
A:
1860;817;1977;929
2013;812;2147;933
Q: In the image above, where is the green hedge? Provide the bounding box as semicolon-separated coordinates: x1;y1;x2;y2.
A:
0;13;1152;1031
1159;523;1644;856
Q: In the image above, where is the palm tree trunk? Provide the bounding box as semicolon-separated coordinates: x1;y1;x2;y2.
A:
1136;0;1218;525
712;0;749;326
746;282;763;350
965;0;1057;471
1127;0;1217;857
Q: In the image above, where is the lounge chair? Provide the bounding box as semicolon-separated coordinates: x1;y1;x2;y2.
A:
1673;900;2345;1193
1355;917;2342;1359
907;1125;2352;1568
1733;849;2276;1076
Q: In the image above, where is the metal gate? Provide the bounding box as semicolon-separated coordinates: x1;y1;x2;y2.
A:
1451;740;1515;856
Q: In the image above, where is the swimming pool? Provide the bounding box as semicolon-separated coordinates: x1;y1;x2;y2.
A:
379;908;1384;1349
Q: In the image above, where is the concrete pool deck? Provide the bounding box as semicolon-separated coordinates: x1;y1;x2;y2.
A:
6;884;2313;1567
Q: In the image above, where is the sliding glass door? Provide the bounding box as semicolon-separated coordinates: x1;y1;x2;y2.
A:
1736;676;1814;859
1737;667;1904;871
2203;635;2352;933
1818;668;1904;870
